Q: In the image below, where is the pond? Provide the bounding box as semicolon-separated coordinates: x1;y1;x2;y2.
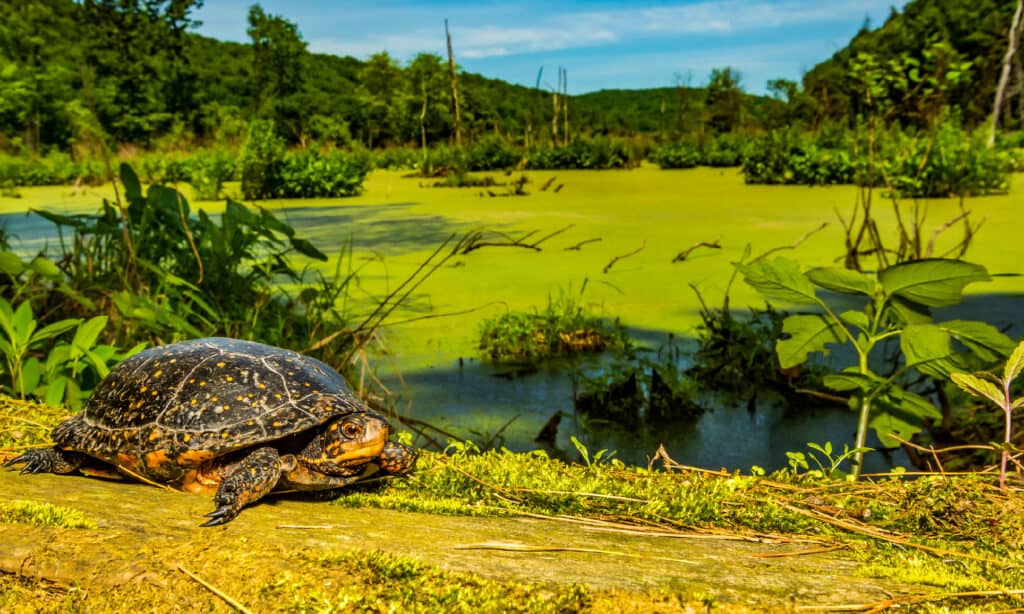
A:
3;166;1023;471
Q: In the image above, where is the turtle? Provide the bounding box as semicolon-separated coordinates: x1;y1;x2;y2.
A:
6;337;417;526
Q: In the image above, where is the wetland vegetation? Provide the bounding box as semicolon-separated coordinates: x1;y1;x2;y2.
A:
2;0;1024;609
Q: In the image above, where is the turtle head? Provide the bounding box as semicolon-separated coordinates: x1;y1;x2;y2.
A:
298;411;390;475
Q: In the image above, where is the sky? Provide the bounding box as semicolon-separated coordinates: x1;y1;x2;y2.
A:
194;0;911;96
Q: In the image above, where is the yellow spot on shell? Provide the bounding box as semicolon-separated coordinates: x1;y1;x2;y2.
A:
183;434;191;443
236;395;244;401
153;370;162;378
199;381;207;387
190;399;197;406
151;390;158;396
258;383;266;389
274;393;282;400
221;432;229;438
222;404;230;410
225;376;234;382
272;421;282;427
148;431;161;441
217;361;226;367
139;385;148;393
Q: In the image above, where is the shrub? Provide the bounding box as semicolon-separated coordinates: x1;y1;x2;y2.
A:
240;119;286;200
526;137;638;170
277;149;371;198
649;143;699;169
463;136;522;171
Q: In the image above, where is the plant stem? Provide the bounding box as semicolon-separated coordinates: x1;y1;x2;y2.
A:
852;395;871;480
1002;381;1012;493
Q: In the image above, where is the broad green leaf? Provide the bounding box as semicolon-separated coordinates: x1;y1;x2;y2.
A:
823;370;879;392
82;347;112;379
806;267;875;296
885;296;932;326
740;258;818;305
1003;339;1024;384
43;376;67;407
19;357;41;396
31;318;81;345
0;251;24;276
937;320;1015;363
878;259;989;307
901;324;954;378
27;256;61;279
950;372;1004;408
119;163;143;203
12;301;35;346
870;387;940;447
259;207;296;237
149;184;189;216
839;310;870;332
290;237;328;261
776;313;844;369
71;316;108;355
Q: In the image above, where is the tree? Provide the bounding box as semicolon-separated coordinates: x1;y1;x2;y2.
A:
405;53;451;153
355;52;406;147
247;4;308;140
704;67;744;134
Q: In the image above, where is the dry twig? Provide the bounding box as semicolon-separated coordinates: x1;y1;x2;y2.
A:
177;565;253;614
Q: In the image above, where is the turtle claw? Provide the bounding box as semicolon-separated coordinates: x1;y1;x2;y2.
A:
200;507;237;527
6;448;56;474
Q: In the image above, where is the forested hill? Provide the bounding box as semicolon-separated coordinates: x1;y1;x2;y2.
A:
801;0;1017;127
0;0;1020;152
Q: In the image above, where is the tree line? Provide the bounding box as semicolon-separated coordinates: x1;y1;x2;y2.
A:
0;0;1020;155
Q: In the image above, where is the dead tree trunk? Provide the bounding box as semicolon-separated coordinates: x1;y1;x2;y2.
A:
989;0;1024;148
445;19;462;147
562;67;569;146
551;68;560;145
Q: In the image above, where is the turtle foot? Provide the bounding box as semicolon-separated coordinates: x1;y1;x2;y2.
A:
6;447;63;474
199;447;283;527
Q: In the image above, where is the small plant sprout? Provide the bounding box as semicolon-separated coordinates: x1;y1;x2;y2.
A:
950;339;1024;493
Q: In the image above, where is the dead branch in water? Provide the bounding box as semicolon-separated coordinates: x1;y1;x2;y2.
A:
603;242;646;273
564;237;602;251
460;225;574;254
671;240;721;262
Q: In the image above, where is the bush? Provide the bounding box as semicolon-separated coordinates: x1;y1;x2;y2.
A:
526;137;637;170
277;149;371;198
0;153;108;187
240;119;286;200
463;136;523;171
649;143;699;169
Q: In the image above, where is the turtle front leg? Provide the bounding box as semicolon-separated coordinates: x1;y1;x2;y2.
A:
202;447;292;527
6;447;89;474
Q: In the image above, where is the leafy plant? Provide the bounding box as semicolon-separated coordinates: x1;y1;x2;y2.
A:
950;339;1024;493
786;441;873;480
741;256;1014;478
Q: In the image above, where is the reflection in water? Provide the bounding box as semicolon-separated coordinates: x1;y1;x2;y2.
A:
385;358;909;473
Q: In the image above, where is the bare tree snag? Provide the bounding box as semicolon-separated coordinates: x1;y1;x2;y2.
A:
564;238;602;251
603;242;646;273
445;19;462;147
671;240;722;263
562;67;569;146
989;0;1024;148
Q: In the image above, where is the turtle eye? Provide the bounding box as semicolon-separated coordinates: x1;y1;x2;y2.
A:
341;422;363;438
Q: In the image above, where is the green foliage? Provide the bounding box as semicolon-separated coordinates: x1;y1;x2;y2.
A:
741;256;1014;477
785;441;874;480
477;288;631;362
526;137;639;170
0;296;140;408
0;153;109;187
277;149;370;198
240;119;286;199
0;500;96;529
649;143;700;169
950;339;1024;492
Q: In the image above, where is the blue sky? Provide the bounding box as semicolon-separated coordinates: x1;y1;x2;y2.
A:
195;1;910;95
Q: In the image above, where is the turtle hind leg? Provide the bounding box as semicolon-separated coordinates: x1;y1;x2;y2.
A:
6;447;88;475
201;447;291;527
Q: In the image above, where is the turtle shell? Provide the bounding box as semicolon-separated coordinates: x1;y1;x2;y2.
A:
53;338;368;479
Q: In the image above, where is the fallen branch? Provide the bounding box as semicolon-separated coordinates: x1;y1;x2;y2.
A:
564;237;602;251
603;241;645;273
672;240;721;262
749;222;828;265
461;225;574;254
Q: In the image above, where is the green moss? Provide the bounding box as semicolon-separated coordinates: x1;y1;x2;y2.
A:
257;550;590;613
0;500;96;529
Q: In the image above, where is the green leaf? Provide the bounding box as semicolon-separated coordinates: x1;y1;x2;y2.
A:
776;313;844;369
901;324;953;378
27;256;61;279
839;310;870;332
71;316;108;355
878;259;989;307
0;251;25;276
12;301;35;347
824;370;878;392
740;258;818;305
938;320;1015;363
19;357;41;396
290;237;328;261
30;318;81;345
805;267;875;296
43;376;67;407
885;296;932;326
950;372;1005;408
119;163;143;204
870;387;940;447
1004;339;1024;384
149;184;189;216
